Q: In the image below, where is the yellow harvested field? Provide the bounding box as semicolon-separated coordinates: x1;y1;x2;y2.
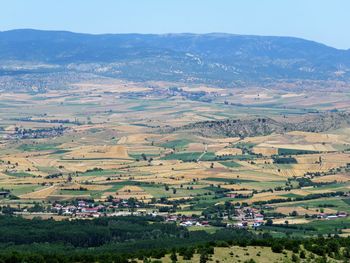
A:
60;183;112;191
240;134;275;144
297;153;350;167
112;125;146;133
127;145;162;154
204;137;241;144
313;174;350;183
205;171;280;182
108;145;129;158
207;143;231;152
288;131;348;144
1;156;38;173
72;81;151;93
259;142;335;152
220;184;256;190
275;206;315;215
252;146;278;156
72;124;111;132
2;156;33;167
117;134;150;144
284;189;311;196
30;157;59;167
215;148;242;156
273;218;310;224
118;185;145;192
20;186;56;199
246;192;287;204
275;206;337;215
103;185;153;200
243;93;272;99
181;86;225;93
187;143;206;152
66;145;130;159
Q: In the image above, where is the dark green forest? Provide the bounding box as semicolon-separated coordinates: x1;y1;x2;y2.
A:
1;215;350;262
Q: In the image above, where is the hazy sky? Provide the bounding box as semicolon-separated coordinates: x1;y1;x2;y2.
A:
1;0;349;49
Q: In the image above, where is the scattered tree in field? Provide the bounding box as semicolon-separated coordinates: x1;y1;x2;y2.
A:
199;252;208;263
170;249;177;263
291;253;299;262
141;153;147;161
271;243;283;253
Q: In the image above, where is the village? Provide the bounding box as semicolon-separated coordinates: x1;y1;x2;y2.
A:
2;195;348;232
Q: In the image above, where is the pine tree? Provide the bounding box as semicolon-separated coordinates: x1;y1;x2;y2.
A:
170;249;177;263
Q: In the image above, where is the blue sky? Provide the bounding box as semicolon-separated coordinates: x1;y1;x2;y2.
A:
1;0;349;49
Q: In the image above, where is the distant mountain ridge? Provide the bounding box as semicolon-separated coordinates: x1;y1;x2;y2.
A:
1;29;350;85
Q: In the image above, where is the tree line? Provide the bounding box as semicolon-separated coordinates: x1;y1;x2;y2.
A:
1;215;350;262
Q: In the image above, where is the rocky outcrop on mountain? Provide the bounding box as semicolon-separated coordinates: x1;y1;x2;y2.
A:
179;112;350;137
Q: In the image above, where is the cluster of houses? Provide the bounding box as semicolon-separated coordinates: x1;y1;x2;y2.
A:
165;214;210;227
232;207;265;228
50;203;214;227
53;201;106;218
2;126;67;140
52;199;159;219
0;191;10;199
317;212;348;220
165;207;266;228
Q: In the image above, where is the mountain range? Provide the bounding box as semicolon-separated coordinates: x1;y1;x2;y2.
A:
1;29;350;85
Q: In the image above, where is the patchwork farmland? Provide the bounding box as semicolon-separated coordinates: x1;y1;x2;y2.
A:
0;78;350;242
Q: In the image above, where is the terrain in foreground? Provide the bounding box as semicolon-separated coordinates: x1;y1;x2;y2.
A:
0;74;350;262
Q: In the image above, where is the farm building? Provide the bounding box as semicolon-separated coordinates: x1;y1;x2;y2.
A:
0;191;9;198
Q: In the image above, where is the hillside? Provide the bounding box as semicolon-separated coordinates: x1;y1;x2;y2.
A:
179;112;350;137
1;29;350;85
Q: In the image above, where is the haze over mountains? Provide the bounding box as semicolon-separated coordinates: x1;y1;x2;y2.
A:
1;29;350;85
